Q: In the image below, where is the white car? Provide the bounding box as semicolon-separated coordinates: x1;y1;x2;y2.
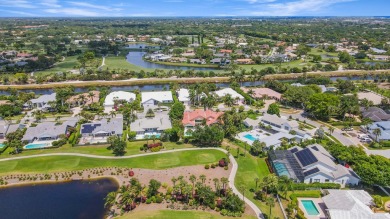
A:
358;134;369;139
360;138;372;143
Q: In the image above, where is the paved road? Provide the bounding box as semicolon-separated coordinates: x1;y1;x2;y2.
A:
0;147;264;218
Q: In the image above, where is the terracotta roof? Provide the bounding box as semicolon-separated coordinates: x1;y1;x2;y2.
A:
182;109;224;126
241;87;282;100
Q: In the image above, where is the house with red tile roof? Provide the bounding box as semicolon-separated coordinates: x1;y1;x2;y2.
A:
16;53;33;58
241;87;282;100
182;109;224;135
219;49;233;54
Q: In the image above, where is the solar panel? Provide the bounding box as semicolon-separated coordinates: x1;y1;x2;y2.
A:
295;149;318;167
81;124;101;134
311;146;319;151
290;148;299;153
303;167;320;177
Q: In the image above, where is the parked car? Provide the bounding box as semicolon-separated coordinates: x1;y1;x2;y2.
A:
360;138;372;143
358;134;369;139
342;127;354;131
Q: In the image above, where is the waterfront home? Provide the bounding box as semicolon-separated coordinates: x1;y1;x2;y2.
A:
243;117;262;129
130;113;171;139
182;109;224;135
104;91;136;107
235;59;254;64
177;88;190;105
141;91;173;108
80;118;123;144
241;87;282;101
22;120;77;143
210;58;231;65
67;91;100;107
24;93;56;110
363;121;390;141
268;144;360;187
322;190;390;219
356;91;385;105
214;88;244;104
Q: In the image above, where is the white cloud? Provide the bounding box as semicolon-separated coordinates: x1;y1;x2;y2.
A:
0;0;36;8
244;0;277;4
246;0;354;16
0;9;36;16
45;8;100;16
66;1;122;11
40;0;61;8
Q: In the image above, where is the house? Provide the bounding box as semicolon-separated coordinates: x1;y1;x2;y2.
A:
356;91;384;105
268;144;360;187
261;114;299;132
210;58;231;65
361;107;390;122
322;190;390;219
364;121;390;141
220;49;233;54
214;88;244;104
243;117;262;129
104;91;136;107
24;93;56;110
189;59;206;64
141;91;173;108
368;54;389;61
177;88;190;105
182;109;224;135
22;120;77;143
241;87;282;100
80;118;123;138
130;113;172;139
67;91;100;107
0;122;25;139
371;48;387;54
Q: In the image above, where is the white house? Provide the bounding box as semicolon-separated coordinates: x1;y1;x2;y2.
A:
177;88;190;105
269;144;360;187
214;88;244;104
24;93;56;110
261;114;299;132
104;91;136;107
141;91;173;108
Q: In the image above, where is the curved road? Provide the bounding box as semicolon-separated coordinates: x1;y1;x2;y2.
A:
0;147;263;218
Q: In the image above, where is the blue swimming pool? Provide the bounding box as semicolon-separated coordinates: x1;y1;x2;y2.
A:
144;133;161;139
24;143;51;150
0;143;5;149
273;162;290;177
301;200;320;216
243;134;257;141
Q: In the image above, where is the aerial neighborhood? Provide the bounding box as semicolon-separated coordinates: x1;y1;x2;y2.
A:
0;16;389;219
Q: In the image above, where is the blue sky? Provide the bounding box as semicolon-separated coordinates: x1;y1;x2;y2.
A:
0;0;388;17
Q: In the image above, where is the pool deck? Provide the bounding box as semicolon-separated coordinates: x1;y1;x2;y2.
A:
298;198;327;219
236;130;270;145
23;141;53;150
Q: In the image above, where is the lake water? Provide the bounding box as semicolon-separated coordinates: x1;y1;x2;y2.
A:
126;44;218;71
0;178;118;219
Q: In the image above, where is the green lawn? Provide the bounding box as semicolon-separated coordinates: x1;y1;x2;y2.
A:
104;54;146;71
34;56;79;76
0;149;226;175
0;141;194;158
118;210;257;219
239;60;307;71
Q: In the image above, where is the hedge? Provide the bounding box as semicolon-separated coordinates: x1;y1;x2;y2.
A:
289;191;321;202
292;182;341;190
329;121;363;126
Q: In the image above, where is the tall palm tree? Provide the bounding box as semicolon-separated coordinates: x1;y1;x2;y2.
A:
266;197;275;219
189;175;196;195
104;191;117;208
223;94;234;107
373;128;382;142
171;177;177;187
221;177;228;191
328;126;335;135
88;91;95;103
199;174;206;185
213;178;219;193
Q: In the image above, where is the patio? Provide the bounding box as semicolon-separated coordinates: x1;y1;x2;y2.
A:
236;129;272;145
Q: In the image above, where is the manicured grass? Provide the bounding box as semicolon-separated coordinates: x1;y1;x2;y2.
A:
0;141;194;158
34;56;79;76
118;210;257;219
0;149;226;175
103;55;146;71
239;60;307;71
151;60;219;68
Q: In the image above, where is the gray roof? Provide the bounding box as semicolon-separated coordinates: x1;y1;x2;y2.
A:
22;120;76;141
243;118;262;127
361;107;390;122
29;93;56;104
81;118;123;135
130;114;172;132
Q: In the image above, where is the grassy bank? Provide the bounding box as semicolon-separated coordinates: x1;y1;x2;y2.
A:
149;60;219;68
0;149;225;175
118;210;257;219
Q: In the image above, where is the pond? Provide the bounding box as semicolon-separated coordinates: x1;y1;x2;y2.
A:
126;44;218;71
0;178;118;219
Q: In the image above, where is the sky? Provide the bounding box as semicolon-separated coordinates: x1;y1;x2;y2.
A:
0;0;388;17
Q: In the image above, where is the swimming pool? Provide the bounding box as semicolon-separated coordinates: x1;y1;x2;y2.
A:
0;143;5;149
243;134;257;141
273;162;290;177
144;133;161;139
301;200;320;216
24;143;51;150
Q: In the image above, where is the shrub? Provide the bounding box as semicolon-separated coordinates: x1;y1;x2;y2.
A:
224;166;228;170
148;142;162;149
291;182;340;190
156;196;163;203
205;164;210;169
211;164;216;169
150;146;162;152
145;199;152;204
151;196;156;203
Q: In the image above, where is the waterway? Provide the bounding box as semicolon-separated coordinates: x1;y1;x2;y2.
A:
0;178;118;219
126;43;218;71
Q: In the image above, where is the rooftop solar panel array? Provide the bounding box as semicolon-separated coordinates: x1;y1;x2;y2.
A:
295;149;318;167
311;146;319;151
303;167;320;177
81;124;101;134
290;148;299;153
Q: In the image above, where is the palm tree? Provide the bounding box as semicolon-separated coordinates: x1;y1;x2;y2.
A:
278;175;293;199
171;177;177;187
189;175;196;194
109;110;116;118
78;94;86;107
328;126;335;135
373;128;382;142
221;177;228;191
213;178;219;193
247;89;254;105
199;174;206;184
88;91;95;103
266;197;275;219
104;191;117;208
239;185;246;201
262;174;278;196
223;94;234;107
